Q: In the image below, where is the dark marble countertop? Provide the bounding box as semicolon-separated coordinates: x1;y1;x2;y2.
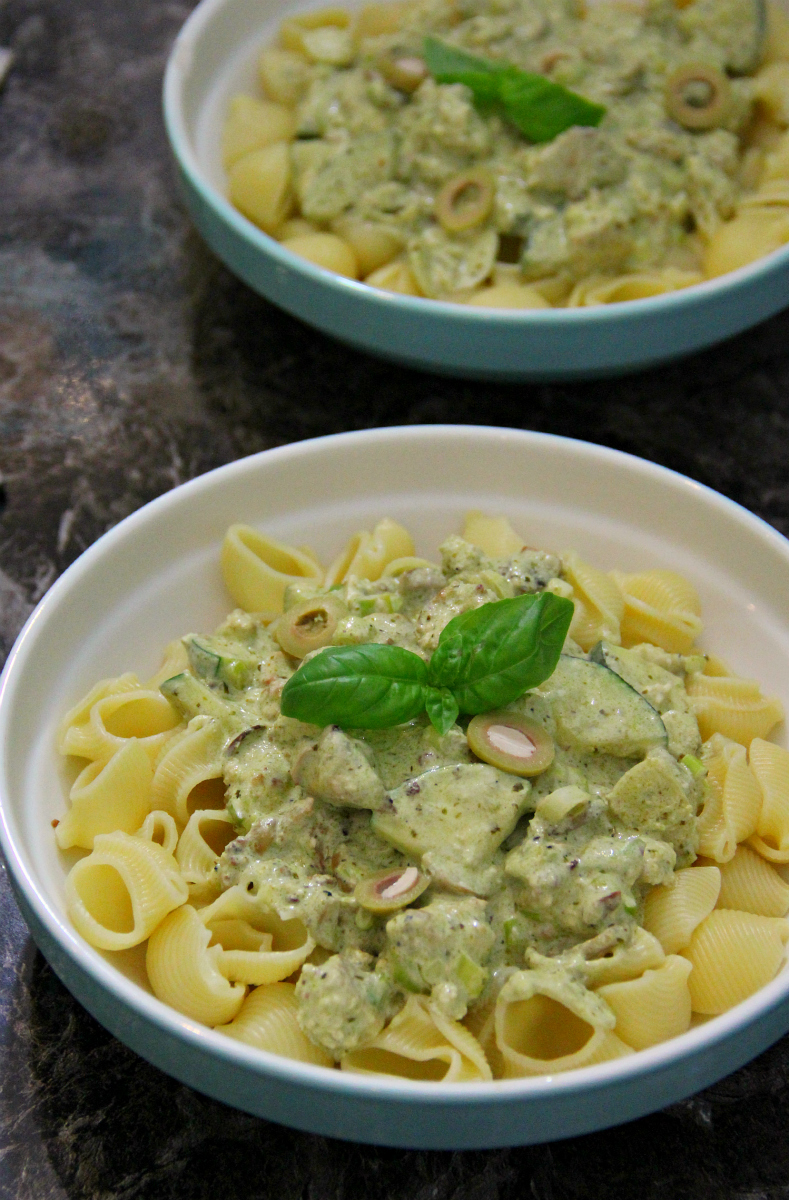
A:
4;1;789;1196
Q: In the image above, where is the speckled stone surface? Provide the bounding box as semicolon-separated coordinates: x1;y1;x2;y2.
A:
4;1;789;1195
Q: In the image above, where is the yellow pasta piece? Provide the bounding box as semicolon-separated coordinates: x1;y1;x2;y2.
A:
281;232;359;279
610;568;702;653
564;550;624;650
215;982;334;1066
258;47;310;105
755;62;789;125
145;640;189;691
581;928;666;987
364;258;423;295
60;687;181;765
147;904;246;1025
759;129;789;181
227;143;293;235
464;283;551;308
176;809;237;901
765;0;789;62
683;909;789;1013
686;673;784;745
222;96;296;169
57;672;142;755
596;956;693;1050
354;1;413;40
462;511;526;558
642;865;721;953
568;269;702;306
704;210;789;277
331;219;402;276
749;737;789;861
716;843;789;916
381;556;438;576
324;519;414;586
66;831;188;951
493;971;632;1078
200;886;315;985
137;810;179;857
151;715;227;825
56;739;153;850
697;739;762;862
221;523;323;614
342;995;491;1082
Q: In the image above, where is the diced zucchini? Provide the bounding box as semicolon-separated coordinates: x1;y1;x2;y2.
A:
538;655;668;757
185;636;255;690
590;640;700;758
160;672;234;721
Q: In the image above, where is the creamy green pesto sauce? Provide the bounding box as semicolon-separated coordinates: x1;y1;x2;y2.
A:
286;0;764;297
167;535;703;1059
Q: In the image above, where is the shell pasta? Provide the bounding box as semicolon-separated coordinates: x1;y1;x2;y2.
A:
55;512;789;1081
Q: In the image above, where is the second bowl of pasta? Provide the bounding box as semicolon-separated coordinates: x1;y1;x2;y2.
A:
3;425;789;1147
163;0;789;379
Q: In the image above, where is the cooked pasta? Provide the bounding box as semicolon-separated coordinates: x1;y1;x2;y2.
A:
642;865;721;954
596;956;693;1050
55;509;789;1082
715;843;789;916
56;739;153;851
66;830;188;951
216;982;333;1065
342;995;491;1081
683;909;789;1013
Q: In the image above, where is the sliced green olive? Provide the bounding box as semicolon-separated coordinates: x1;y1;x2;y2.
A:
467;712;554;777
378;50;428;93
355;866;429;913
274;594;347;658
435;168;495;233
666;64;731;130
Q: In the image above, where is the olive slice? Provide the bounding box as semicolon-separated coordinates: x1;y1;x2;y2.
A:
274;593;347;658
666;64;731;131
378;50;428;93
435;168;496;233
355;866;429;912
467;712;554;777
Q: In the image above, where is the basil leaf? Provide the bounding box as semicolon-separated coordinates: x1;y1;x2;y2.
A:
424;686;460;736
423;37;605;143
428;592;573;714
497;68;606;143
280;644;428;729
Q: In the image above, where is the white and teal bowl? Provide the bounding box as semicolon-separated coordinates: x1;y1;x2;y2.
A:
162;0;789;382
3;426;789;1147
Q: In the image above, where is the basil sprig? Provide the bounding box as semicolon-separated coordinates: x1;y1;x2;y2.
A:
423;37;606;144
280;591;573;735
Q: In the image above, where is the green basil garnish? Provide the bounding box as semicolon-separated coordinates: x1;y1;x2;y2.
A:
423;37;606;144
280;591;573;734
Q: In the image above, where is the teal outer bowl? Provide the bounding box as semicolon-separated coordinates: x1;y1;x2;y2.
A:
4;426;789;1147
162;0;789;381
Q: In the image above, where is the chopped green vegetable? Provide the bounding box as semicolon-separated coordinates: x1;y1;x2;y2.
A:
423;37;606;144
681;753;707;777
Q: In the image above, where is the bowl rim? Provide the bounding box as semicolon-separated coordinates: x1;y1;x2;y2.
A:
162;0;789;324
4;424;789;1107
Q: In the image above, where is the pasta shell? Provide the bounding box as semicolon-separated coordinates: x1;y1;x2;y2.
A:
60;688;182;765
215;982;333;1066
221;524;324;614
462;511;525;558
137;810;179;857
749;738;789;860
147;904;246;1025
716;843;789;916
342;995;491;1082
145;640;190;690
324;519;414;586
66;831;188;951
686;673;784;746
642;865;721;954
176;809;237;901
151;716;228;825
610;569;702;654
56;739;153;850
596;956;693;1050
697;740;762;862
563;550;624;649
57;673;142;754
581;928;666;987
683;909;789;1013
199;886;315;985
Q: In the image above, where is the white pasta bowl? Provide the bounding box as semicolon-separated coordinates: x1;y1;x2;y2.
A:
3;425;789;1148
162;0;789;382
